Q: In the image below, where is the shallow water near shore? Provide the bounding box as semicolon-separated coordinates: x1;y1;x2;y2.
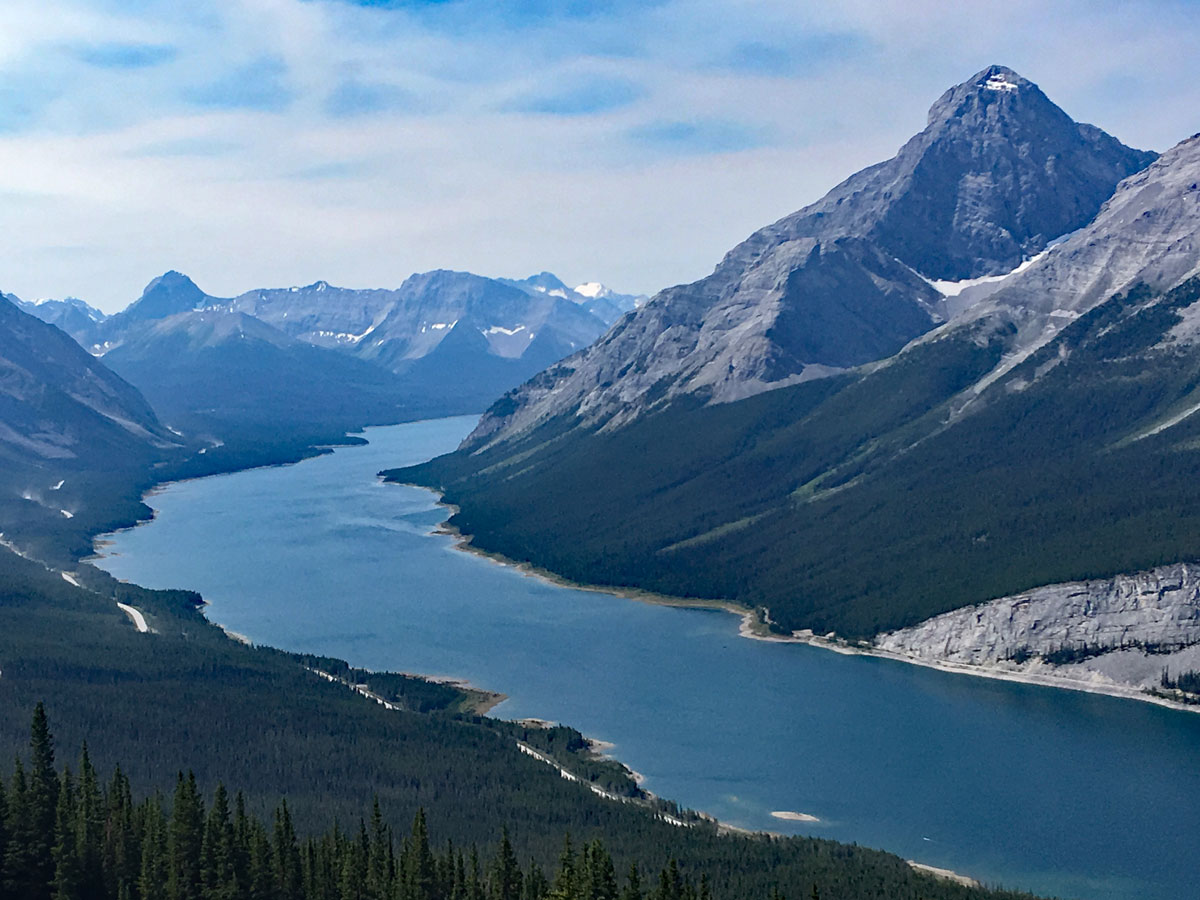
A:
95;416;1200;900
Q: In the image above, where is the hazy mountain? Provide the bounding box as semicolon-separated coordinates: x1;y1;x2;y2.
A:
83;268;608;436
101;306;430;439
86;271;215;353
0;294;177;551
12;296;107;341
503;272;644;325
229;280;401;349
573;281;645;322
354;270;609;411
465;65;1156;447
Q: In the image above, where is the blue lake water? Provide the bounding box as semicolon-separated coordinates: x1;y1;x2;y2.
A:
94;416;1200;900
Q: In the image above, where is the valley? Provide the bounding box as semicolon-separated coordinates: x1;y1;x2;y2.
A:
94;418;1200;900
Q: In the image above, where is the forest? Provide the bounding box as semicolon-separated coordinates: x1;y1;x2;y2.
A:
392;276;1200;638
0;545;1042;900
0;707;1045;900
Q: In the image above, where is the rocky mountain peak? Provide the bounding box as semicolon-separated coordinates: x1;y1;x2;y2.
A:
128;271;213;321
463;66;1158;450
924;65;1038;127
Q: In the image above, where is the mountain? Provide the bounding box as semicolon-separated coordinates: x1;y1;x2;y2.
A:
0;294;177;556
944;132;1200;385
101;306;429;440
12;296;107;340
388;69;1198;642
84;271;214;354
465;66;1156;446
573;281;645;321
503;272;644;325
354;270;609;411
229;280;401;348
86;269;609;439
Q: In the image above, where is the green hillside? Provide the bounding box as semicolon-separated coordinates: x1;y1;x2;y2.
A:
392;277;1200;638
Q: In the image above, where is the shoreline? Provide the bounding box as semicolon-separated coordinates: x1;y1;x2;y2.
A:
81;437;984;892
405;487;1200;717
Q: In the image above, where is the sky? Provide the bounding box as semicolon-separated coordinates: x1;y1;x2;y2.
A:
2;0;1199;312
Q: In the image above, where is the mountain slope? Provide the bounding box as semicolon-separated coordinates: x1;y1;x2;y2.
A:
465;66;1155;446
230;280;401;349
355;269;609;411
388;81;1200;642
14;296;107;341
0;294;179;559
101;308;431;439
503;272;644;325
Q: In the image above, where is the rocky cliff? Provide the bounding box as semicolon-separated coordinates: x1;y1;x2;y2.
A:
875;563;1200;696
464;65;1156;448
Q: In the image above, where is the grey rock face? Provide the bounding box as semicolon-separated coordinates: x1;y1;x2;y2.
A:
15;297;107;342
0;294;172;464
357;270;606;373
465;66;1154;449
875;563;1200;692
230;281;402;349
960;134;1200;353
502;273;644;325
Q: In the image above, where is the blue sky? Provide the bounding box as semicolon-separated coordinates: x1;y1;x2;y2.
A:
1;0;1199;310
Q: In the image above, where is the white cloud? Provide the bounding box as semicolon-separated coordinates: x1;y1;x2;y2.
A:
0;0;1197;310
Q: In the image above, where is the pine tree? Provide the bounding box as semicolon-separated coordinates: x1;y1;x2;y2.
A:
200;784;237;900
138;800;169;900
28;703;60;900
167;773;204;900
75;746;103;900
51;769;81;900
274;801;303;900
619;864;642;900
490;829;522;900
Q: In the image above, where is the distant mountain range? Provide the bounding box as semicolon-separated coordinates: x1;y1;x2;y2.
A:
391;66;1200;649
33;268;636;441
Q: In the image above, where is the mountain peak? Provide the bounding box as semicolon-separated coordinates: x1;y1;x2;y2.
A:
124;271;212;323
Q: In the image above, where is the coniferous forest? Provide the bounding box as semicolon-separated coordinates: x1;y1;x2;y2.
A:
0;700;1043;900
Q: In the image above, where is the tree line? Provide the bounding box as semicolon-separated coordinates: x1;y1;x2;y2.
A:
0;705;782;900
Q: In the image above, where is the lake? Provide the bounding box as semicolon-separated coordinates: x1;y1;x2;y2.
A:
94;416;1200;900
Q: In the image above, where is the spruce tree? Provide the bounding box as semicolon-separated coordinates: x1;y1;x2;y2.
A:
490;829;522;900
200;784;237;900
465;848;483;900
28;704;60;900
273;801;303;900
75;746;103;900
403;810;435;900
548;835;576;900
138;800;169;900
0;774;9;897
167;773;204;900
364;799;390;900
619;864;642;900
